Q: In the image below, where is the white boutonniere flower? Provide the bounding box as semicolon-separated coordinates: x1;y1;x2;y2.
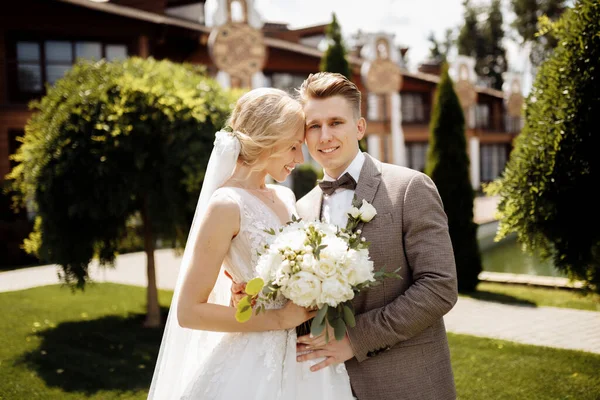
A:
348;206;361;219
358;199;377;222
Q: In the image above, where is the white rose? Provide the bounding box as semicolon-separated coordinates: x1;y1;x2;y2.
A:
348;206;361;219
281;271;322;307
312;257;338;279
318;276;354;307
359;199;377;222
344;249;375;286
256;250;283;281
298;252;316;273
273;264;291;286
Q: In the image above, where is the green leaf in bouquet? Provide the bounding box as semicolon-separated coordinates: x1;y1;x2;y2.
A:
342;304;356;328
245;277;264;296
263;228;276;235
332;317;347;341
235;296;253;323
314;244;328;260
327;304;340;321
310;316;326;337
313;304;328;327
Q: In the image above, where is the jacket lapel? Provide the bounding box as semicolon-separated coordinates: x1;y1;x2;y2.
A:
354;153;382;230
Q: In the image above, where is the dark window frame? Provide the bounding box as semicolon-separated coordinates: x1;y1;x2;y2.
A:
5;33;130;103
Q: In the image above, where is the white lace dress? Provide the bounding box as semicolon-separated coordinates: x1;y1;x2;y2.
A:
180;185;355;400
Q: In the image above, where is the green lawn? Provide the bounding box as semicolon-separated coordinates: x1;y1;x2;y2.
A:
1;284;599;399
462;282;600;311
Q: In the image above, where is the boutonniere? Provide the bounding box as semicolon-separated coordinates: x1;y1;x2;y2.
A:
345;196;377;231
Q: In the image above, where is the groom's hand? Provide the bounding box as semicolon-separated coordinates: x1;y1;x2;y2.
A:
296;333;354;372
224;270;248;308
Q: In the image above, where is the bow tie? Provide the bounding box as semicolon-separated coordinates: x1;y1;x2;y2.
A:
318;172;357;195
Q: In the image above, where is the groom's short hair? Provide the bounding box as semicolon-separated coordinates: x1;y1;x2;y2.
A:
297;72;362;119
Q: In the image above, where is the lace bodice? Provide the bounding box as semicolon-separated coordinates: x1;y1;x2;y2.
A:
213;184;296;284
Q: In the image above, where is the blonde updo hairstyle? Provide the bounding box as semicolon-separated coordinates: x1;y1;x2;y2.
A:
227;88;304;170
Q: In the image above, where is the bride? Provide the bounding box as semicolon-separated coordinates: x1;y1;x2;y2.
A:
148;88;354;399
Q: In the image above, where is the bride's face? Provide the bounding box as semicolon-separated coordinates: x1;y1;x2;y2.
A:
264;127;305;182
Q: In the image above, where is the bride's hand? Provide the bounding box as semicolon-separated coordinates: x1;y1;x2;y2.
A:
277;302;316;330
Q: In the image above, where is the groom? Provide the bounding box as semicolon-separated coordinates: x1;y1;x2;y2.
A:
293;72;458;400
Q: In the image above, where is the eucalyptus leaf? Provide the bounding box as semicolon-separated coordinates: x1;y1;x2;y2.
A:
332;318;347;341
342;304;356;327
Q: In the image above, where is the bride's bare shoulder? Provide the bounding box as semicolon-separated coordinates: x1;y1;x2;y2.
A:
205;188;240;222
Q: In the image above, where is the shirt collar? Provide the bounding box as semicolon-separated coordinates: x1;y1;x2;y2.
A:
323;151;365;183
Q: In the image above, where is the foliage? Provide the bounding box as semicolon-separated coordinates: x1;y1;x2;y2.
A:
511;0;568;66
320;12;352;79
457;0;507;90
427;29;454;64
425;64;482;292
485;0;600;294
481;0;508;90
291;163;321;200
6;57;235;325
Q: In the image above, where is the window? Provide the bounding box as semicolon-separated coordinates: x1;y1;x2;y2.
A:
475;104;490;129
16;42;42;92
480;143;509;182
505;115;522;133
11;39;128;98
406;142;429;172
401;93;425;123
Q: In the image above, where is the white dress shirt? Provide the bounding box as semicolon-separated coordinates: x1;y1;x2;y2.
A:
321;151;365;228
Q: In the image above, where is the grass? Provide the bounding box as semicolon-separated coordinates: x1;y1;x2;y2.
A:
1;283;599;399
0;283;173;400
449;333;600;399
462;282;600;311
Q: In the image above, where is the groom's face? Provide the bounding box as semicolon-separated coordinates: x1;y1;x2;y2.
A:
304;95;366;179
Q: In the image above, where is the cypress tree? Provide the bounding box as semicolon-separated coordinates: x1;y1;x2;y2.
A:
320;13;351;79
425;64;482;292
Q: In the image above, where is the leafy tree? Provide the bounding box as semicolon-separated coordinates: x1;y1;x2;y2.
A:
457;0;485;63
485;0;600;294
458;0;508;90
425;64;482;293
427;29;454;64
7;57;234;326
511;0;568;66
481;0;508;90
320;12;351;79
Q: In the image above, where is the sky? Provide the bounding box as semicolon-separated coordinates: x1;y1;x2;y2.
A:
249;0;534;92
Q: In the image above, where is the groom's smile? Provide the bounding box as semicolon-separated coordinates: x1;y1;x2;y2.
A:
319;146;340;154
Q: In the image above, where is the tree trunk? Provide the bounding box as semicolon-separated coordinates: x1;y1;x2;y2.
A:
142;196;161;328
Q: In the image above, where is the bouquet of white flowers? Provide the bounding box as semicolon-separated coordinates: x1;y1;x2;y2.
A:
236;197;400;342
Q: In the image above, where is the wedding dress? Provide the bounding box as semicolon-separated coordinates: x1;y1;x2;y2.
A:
180;185;354;399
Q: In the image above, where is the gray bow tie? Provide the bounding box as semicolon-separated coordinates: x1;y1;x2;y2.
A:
318;172;357;195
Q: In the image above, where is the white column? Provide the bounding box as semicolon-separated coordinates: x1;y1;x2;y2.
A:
252;71;268;88
390;92;406;166
467;106;476;129
367;135;381;159
367;93;378;120
469;136;480;189
216;71;231;89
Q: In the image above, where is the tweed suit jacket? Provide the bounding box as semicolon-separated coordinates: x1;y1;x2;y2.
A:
296;153;458;400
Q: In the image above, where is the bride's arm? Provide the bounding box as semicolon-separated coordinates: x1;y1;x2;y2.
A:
177;193;312;332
